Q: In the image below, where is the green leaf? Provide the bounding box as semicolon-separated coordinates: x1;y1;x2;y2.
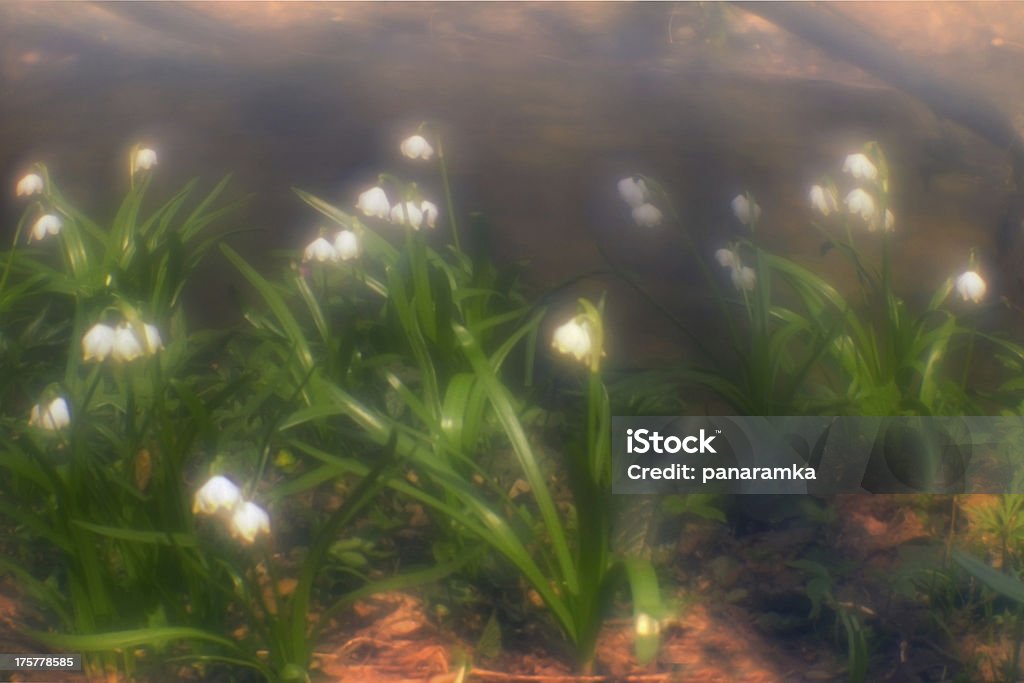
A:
475;611;502;660
953;550;1024;603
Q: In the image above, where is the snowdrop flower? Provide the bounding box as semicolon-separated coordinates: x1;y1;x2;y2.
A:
134;148;158;172
140;323;163;355
29;397;70;431
303;236;338;263
631;203;663;228
420;200;439;229
635;612;660;638
809;185;838;216
844;188;876;223
16;173;44;197
192;475;242;516
112;325;144;363
955;270;986;303
229;501;271;544
82;323;116;362
334;230;360;261
731;194;761;226
356;186;390;219
390;201;424;229
731;265;757;292
551;317;593;365
28;214;62;242
400;134;434;160
715;248;737;268
842;153;878;182
617;176;649;208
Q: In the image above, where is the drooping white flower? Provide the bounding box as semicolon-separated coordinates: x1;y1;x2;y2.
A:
112;325;144;363
731;194;761;226
635;612;660;638
390;201;424;229
420;200;439;229
731;265;757;292
334;230;360;260
28;214;62;242
809;185;838;216
134;148;158;172
82;323;116;362
551;317;593;364
29;397;70;431
631;203;662;228
192;475;242;516
16;173;44;197
844;188;876;223
842;153;878;182
356;186;390;219
141;323;163;355
617;176;649;208
400;134;434;160
303;236;338;263
869;208;895;233
956;270;987;303
715;248;737;268
229;501;271;544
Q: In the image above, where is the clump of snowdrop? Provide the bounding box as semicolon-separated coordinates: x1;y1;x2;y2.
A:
955;270;987;304
82;320;163;364
133;147;158;173
16;172;44;197
28;214;62;242
29;396;70;431
303;236;339;263
842;153;878;183
400;134;434;161
731;194;761;227
192;474;271;546
356;186;390;219
808;185;838;216
334;230;360;260
715;246;756;292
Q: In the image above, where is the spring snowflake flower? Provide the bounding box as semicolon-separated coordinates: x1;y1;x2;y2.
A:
809;185;838;216
303;236;338;263
842;153;878;182
400;134;434;160
356;186;390;219
731;265;757;292
955;270;987;303
844;188;876;223
631;203;663;228
28;214;62;242
390;201;424;229
551;317;593;365
112;325;144;363
29;397;70;431
617;176;649;208
715;248;737;268
870;208;895;233
420;200;439;229
134;148;158;172
192;475;242;516
731;194;761;226
635;612;660;638
334;230;360;260
16;173;44;197
82;323;116;362
229;501;271;544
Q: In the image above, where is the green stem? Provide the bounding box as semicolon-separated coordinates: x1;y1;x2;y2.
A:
436;135;462;255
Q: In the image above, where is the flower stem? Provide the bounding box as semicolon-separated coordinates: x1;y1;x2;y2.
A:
436;135;462;255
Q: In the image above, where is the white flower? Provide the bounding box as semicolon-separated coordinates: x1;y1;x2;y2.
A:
141;323;163;355
29;397;70;431
870;208;895;233
809;185;838;216
303;236;338;263
334;230;360;260
842;153;878;182
400;134;434;160
731;194;761;226
844;188;876;223
617;176;649;208
192;475;242;516
134;148;158;172
551;317;593;364
390;201;424;229
16;173;44;197
715;248;737;268
635;612;660;638
356;186;390;219
956;270;987;303
420;200;439;229
229;501;271;544
731;265;757;292
631;203;663;228
112;325;144;363
28;214;62;242
82;323;116;362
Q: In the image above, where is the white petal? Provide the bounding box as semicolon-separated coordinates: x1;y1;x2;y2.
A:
552;318;593;364
112;325;144;363
842;153;878;182
420;200;439;229
29;214;62;242
356;187;390;219
400;135;434;160
731;266;757;291
16;173;43;197
82;323;116;362
134;148;158;171
617;176;649;208
192;475;242;516
956;271;986;303
844;189;876;223
809;185;837;216
30;397;70;431
303;236;338;263
631;203;662;228
715;248;736;269
142;323;163;354
229;501;271;544
334;230;360;260
731;194;761;226
390;201;424;229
